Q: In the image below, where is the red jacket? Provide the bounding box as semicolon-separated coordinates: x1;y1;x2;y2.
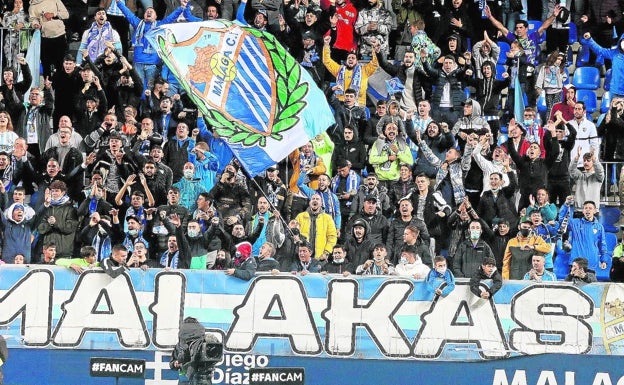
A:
333;1;358;52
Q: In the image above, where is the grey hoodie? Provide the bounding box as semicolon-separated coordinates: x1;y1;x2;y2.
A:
451;98;491;137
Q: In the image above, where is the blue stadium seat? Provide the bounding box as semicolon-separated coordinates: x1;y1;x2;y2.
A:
527;20;545;43
568;22;577;44
572;66;601;90
575;89;597;113
600;206;620;233
497;42;510;64
563;68;571;85
601;91;612;114
604;68;612;91
495;64;507;80
554;239;570;280
576;44;591;67
597;233;617;281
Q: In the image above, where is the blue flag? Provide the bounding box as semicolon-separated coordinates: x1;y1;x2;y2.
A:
385;77;405;96
147;21;335;176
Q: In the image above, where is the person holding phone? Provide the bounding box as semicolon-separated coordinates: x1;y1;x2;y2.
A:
565;257;597;285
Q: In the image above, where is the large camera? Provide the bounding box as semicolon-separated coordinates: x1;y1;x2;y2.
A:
196;333;223;364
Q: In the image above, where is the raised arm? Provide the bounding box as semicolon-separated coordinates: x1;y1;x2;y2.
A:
484;5;509;36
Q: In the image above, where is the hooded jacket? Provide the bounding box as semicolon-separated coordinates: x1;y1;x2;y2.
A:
344;218;375;268
558;203;608;272
347;208;389;246
1;202;36;263
465;64;510;115
451;99;491;138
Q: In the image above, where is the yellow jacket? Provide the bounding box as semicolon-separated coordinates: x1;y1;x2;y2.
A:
295;210;337;259
322;45;379;107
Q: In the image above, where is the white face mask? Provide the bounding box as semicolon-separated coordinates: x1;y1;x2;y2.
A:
374;255;384;263
399;257;408;265
128;229;138;236
188;229;199;238
183;169;194;179
333;258;344;264
436;267;447;275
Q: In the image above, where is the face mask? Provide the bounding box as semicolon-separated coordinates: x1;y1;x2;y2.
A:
183;169;194;179
128;229;138;236
95;192;103;200
436;267;447;275
188;229;199;238
491;187;500;193
519;228;531;237
470;230;481;240
524;119;534;127
399;257;408;265
333;258;344;264
374;255;384;263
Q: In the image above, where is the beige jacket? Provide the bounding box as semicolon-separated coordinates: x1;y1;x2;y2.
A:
29;0;69;38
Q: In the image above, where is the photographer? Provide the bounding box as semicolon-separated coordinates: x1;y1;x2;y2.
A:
171;317;221;385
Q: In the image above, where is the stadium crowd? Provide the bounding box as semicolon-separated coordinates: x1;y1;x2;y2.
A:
0;0;622;288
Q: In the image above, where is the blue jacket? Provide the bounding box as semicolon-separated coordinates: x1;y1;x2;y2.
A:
197;117;234;174
173;178;208;212
118;2;184;64
425;269;456;297
1;208;35;263
188;149;219;192
558;204;608;271
583;36;624;97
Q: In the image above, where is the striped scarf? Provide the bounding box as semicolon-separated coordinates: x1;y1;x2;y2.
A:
86;21;114;62
336;64;362;102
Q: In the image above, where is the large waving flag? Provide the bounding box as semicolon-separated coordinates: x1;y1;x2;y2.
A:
147;21;335;176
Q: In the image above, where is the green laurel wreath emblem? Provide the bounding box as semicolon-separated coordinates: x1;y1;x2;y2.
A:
211;27;309;147
157;25;308;147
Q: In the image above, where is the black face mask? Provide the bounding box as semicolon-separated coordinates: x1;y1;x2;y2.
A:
519;228;531;237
